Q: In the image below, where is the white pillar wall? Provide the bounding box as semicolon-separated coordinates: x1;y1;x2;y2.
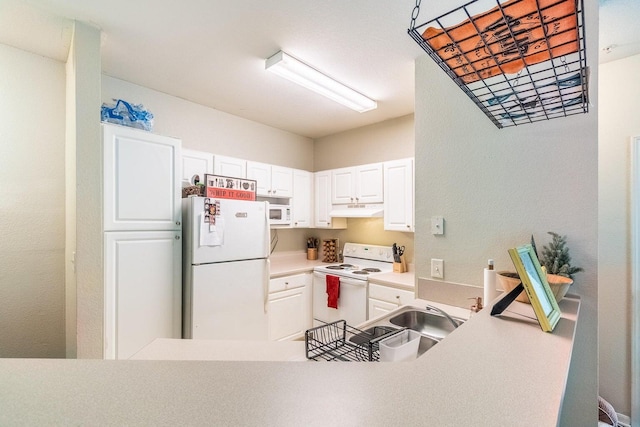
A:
67;21;103;358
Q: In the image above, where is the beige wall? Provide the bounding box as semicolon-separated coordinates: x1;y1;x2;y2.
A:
0;43;66;357
274;218;415;264
313;114;414;171
414;2;598;423
598;53;640;416
102;77;314;171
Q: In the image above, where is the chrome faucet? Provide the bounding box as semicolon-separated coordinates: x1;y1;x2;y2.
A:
425;304;460;329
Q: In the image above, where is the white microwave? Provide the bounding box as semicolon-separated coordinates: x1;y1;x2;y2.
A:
269;204;291;225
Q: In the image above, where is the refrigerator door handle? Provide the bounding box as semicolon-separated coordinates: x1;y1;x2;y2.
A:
264;201;270;256
264;259;270;314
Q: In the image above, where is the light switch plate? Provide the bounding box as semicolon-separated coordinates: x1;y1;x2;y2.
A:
431;258;444;279
431;216;444;235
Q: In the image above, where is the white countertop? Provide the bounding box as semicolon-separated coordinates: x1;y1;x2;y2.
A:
0;297;579;426
269;251;325;278
368;270;415;290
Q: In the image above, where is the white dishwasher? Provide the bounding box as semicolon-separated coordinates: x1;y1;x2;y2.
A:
312;243;394;327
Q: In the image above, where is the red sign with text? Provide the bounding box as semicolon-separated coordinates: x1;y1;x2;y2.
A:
204;174;256;201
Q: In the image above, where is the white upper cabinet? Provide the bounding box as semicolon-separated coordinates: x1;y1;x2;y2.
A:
314;171;347;229
331;163;383;205
103;124;181;232
213;155;246;178
383;158;414;232
247;161;293;198
292;169;312;228
182;148;213;185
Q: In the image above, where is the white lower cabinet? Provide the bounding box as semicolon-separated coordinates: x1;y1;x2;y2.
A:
367;283;415;321
268;273;312;341
104;230;182;359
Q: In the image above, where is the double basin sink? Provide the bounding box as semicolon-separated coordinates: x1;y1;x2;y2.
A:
354;305;466;358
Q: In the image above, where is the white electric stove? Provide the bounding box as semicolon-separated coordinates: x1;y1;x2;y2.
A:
312;243;394;327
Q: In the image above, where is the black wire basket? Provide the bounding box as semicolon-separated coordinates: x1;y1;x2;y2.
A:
408;0;589;128
305;320;404;362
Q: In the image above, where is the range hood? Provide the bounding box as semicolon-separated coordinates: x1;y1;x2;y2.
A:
329;204;384;218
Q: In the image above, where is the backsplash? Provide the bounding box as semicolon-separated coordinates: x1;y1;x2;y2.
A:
271;218;414;263
417;278;492;310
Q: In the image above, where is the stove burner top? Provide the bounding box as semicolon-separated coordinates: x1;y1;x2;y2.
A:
352;270;369;275
326;264;356;270
362;268;381;273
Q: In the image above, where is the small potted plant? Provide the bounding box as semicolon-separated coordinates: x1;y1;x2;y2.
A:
497;232;583;303
535;232;583;301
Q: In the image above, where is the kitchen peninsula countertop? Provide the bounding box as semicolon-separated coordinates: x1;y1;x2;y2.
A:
368;269;415;290
0;297;579;426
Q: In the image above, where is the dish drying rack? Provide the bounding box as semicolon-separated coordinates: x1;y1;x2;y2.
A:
407;0;589;128
305;320;404;362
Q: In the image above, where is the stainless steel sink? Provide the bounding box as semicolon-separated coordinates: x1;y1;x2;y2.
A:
415;334;439;356
389;308;463;340
305;306;465;362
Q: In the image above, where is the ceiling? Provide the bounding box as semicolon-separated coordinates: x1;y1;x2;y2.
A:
0;0;638;139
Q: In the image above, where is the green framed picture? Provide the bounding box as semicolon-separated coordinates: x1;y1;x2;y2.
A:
508;244;562;332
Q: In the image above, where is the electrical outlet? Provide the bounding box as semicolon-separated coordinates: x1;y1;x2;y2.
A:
431;258;444;279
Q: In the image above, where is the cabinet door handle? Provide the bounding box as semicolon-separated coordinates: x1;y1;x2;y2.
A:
176;221;181;226
175;235;180;240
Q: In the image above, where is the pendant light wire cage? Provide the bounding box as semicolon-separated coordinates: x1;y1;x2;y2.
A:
408;0;588;128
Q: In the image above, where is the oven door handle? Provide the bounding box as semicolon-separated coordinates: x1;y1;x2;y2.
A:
314;272;367;287
339;277;368;287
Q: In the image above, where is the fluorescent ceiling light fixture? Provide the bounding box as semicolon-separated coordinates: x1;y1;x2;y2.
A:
265;50;377;113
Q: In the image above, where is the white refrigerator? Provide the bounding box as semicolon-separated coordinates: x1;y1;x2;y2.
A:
182;196;270;340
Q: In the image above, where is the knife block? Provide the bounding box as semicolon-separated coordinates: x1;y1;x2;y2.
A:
393;255;407;273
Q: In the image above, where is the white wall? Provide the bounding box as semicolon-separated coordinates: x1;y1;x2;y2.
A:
598;53;640;416
414;4;598;423
0;43;66;357
102;77;314;171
